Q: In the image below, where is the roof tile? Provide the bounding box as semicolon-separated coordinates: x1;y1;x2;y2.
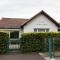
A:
0;18;29;28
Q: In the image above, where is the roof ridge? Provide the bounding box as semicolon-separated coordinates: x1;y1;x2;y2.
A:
2;17;29;20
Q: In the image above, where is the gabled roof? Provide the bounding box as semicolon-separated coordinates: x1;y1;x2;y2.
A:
0;18;28;29
0;10;59;29
21;10;60;27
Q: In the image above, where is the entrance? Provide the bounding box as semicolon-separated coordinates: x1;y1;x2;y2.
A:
8;31;20;53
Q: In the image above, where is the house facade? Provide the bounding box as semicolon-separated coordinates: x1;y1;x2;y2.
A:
0;10;60;50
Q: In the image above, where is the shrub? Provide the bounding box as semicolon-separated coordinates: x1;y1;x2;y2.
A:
20;32;60;53
54;38;60;51
0;32;9;54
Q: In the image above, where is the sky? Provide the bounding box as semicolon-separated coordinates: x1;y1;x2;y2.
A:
0;0;60;22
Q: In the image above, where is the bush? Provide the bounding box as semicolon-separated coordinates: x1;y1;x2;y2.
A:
20;32;60;53
0;32;9;54
54;38;60;51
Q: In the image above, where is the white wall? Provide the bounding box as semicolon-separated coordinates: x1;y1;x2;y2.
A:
23;14;58;33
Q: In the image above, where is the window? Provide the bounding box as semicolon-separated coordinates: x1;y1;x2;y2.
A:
38;29;45;32
34;28;37;32
10;31;19;39
34;28;49;32
46;29;49;32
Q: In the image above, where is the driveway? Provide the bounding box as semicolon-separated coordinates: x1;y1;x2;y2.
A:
0;52;45;60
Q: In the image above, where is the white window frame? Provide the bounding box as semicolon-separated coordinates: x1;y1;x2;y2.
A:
34;28;49;32
9;31;19;40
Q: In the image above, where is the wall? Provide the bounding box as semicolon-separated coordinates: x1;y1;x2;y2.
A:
23;14;58;33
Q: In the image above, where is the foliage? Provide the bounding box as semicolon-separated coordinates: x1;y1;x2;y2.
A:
0;32;9;54
20;32;60;53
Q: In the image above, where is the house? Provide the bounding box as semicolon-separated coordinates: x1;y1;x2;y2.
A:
0;10;60;50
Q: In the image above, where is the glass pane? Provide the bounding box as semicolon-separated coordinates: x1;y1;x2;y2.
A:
10;31;19;39
34;28;37;32
46;29;49;32
38;29;45;32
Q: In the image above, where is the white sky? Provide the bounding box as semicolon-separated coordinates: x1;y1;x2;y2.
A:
0;0;60;22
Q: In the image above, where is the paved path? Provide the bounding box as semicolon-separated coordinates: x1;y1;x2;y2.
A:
56;57;60;60
0;53;45;60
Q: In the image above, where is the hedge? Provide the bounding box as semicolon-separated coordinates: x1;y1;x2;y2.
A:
0;32;9;54
20;32;60;53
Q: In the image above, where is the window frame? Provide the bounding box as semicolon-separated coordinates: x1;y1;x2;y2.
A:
34;28;49;32
9;31;19;39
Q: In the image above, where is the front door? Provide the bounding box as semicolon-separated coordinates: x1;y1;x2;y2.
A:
9;31;20;53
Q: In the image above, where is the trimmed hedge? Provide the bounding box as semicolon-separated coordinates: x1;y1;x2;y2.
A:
20;32;60;53
54;38;60;51
0;32;9;54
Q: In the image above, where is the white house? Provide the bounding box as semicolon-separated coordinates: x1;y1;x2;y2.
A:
23;10;59;33
0;10;60;49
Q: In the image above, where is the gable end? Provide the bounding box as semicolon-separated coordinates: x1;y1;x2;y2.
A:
21;10;60;28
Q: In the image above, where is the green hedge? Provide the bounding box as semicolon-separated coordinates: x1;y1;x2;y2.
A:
20;32;60;53
54;38;60;51
0;32;9;54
